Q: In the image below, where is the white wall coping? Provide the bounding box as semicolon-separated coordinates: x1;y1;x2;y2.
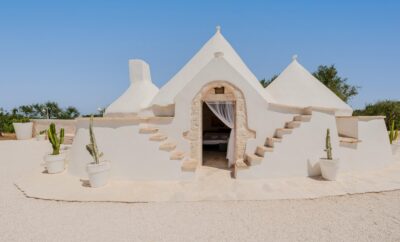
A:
268;102;338;115
336;116;386;121
75;116;174;125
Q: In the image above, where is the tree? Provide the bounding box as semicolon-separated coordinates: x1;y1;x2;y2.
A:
60;106;80;119
353;100;400;130
18;105;35;117
31;103;46;118
13;102;80;120
260;74;278;88
313;65;359;103
44;101;63;119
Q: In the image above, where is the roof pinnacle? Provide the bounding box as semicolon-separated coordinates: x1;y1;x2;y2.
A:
292;54;298;61
216;25;221;33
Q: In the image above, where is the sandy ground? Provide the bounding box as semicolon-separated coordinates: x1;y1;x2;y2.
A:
1;141;400;241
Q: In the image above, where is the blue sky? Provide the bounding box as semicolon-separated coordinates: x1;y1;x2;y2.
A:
0;0;399;114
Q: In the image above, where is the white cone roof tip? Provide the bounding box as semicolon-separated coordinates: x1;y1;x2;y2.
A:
151;26;274;107
105;59;159;115
265;56;353;115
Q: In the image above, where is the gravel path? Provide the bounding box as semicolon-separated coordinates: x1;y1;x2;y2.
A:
1;141;400;241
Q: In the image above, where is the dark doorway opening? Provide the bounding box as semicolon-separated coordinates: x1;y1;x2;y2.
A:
202;102;231;170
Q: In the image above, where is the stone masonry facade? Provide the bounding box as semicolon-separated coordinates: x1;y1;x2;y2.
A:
185;81;255;166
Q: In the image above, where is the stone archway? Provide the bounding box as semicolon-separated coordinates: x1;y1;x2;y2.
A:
184;81;255;167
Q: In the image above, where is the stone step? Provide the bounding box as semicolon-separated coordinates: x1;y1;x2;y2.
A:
244;153;263;166
265;137;282;148
149;133;168;141
235;159;249;169
293;115;312;122
285;121;301;129
275;128;293;138
232;159;248;178
170;150;185;160
139;126;159;134
159;141;176;151
181;158;197;172
255;145;274;157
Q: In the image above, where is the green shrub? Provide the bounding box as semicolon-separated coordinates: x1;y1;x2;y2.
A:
354;100;400;130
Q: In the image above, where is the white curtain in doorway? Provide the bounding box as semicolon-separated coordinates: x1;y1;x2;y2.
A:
205;101;235;167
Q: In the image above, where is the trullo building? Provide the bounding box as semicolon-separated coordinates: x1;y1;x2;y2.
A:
68;27;393;181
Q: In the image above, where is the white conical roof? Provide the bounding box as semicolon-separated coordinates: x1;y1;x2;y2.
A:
105;59;159;115
265;56;353;115
151;27;274;106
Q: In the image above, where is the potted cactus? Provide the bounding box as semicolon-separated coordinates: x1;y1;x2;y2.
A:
319;129;340;181
85;116;110;188
44;123;66;174
12;117;33;140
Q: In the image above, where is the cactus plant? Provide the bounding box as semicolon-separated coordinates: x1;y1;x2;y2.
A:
47;123;64;155
86;116;103;164
325;128;332;160
389;119;399;144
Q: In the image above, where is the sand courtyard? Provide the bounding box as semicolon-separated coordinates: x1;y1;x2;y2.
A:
1;139;400;241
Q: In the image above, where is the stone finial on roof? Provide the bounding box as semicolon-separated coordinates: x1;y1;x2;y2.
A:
216;25;221;33
292;54;298;61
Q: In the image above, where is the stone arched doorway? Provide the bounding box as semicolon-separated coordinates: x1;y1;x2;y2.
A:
185;81;255;170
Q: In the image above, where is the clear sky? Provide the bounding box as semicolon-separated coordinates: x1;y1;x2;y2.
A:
0;0;399;114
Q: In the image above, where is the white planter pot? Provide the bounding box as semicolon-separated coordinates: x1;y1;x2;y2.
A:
320;158;340;181
86;161;111;188
44;153;66;174
13;122;33;140
36;134;46;141
61;144;72;151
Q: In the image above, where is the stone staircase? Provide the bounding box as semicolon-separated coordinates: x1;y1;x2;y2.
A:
242;114;312;168
138;124;197;172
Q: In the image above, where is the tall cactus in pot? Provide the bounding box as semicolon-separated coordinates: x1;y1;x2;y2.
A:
86;116;103;164
47;123;64;155
325;128;332;160
319;128;339;181
85;116;109;188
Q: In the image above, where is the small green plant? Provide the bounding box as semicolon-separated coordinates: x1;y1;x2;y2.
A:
47;123;64;155
325;129;332;160
86;116;103;164
12;117;31;123
39;129;47;135
389;119;399;144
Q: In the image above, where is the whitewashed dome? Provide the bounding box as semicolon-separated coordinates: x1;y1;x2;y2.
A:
105;59;159;116
150;26;274;116
265;56;353;116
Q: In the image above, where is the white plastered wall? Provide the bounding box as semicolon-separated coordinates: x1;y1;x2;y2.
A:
237;111;395;179
338;118;394;172
237;110;340;179
68;118;193;181
154;56;293;163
